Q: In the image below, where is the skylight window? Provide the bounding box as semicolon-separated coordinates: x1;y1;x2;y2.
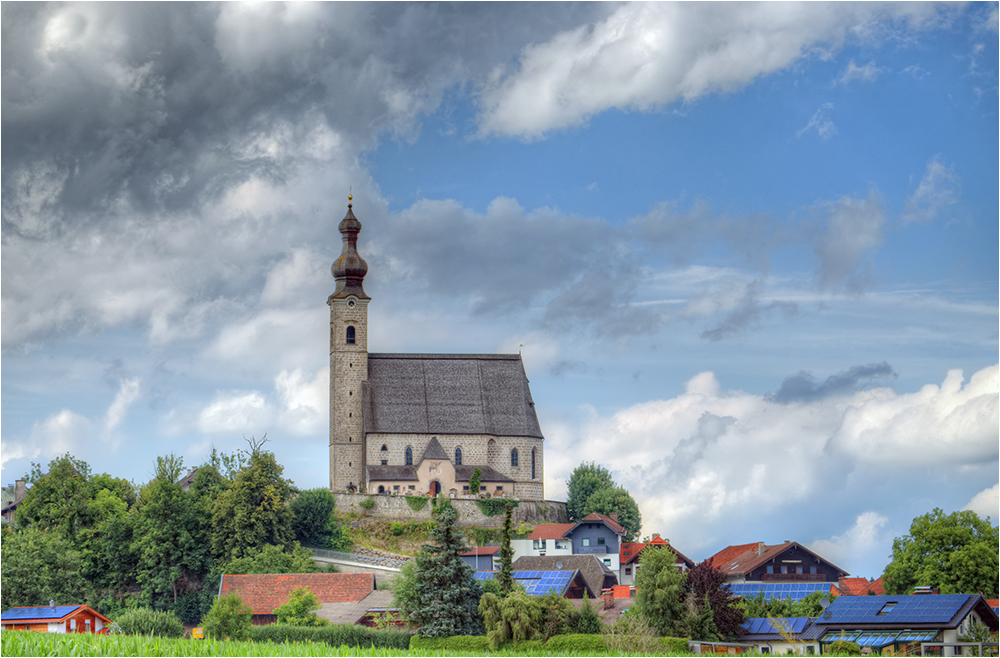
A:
876;602;897;616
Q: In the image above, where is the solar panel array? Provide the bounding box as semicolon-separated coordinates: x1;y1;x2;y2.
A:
820;630;938;647
820;595;971;625
1;606;80;621
742;617;812;635
473;570;575;597
729;582;831;602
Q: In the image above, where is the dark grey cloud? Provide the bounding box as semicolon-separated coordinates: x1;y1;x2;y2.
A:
812;191;886;293
700;279;798;342
769;361;897;403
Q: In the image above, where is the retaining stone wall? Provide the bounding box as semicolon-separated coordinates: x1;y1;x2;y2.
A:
333;493;568;527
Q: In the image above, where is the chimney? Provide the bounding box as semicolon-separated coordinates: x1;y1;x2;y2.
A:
14;479;26;502
603;589;614;609
757;542;765;557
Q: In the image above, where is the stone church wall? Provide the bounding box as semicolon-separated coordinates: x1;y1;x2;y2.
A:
333;493;568;527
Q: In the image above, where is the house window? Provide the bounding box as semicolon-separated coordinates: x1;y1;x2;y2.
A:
781;565;788;574
455;447;462;465
796;565;803;575
767;565;774;574
810;566;817;574
393;485;400;492
381;444;388;453
511;448;519;467
405;446;413;466
533;540;547;550
408;485;415;491
381;459;387;465
877;602;897;616
625;567;632;575
346;326;355;344
377;485;385;494
463;485;469;492
604;559;612;567
554;540;568;550
495;486;503;493
480;486;486;491
598;537;606;546
582;538;591;547
531;448;536;479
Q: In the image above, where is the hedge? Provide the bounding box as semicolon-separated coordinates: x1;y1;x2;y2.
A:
544;633;609;654
250;624;412;649
409;635;490;652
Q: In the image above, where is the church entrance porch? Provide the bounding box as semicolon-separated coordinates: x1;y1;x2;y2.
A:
429;480;441;496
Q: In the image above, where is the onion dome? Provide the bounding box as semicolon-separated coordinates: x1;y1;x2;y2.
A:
330;194;370;299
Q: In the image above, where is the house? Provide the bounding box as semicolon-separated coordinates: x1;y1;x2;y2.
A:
512;513;625;572
740;617;824;655
834;576;885;596
459;545;502;571
706;541;847;603
1;479;27;524
219;573;375;625
327;198;545;500
474;568;592;599
512;555;618;599
812;593;999;654
177;467;199;491
1;604;112;634
619;534;694;586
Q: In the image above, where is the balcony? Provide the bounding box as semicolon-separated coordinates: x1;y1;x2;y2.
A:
577;545;611;555
760;573;827;581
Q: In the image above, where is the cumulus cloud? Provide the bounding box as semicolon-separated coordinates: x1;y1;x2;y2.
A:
548;363;998;554
477;3;950;138
809;511;889;570
903;156;960;224
105;378;141;433
813;191;886;292
770;362;896;403
963;483;999;519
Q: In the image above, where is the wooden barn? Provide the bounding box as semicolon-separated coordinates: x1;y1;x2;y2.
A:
1;604;112;634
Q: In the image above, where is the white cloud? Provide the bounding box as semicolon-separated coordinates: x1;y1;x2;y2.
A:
903;156;960;224
477;3;949;137
814;191;885;291
797;103;837;140
197;391;274;435
963;483;999;520
809;511;889;570
274;368;328;436
104;378;141;433
837;59;886;85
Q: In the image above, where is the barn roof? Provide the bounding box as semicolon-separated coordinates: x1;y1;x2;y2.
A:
363;354;543;438
219;573;375;615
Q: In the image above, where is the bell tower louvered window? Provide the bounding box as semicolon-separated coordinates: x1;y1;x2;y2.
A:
346;326;355;344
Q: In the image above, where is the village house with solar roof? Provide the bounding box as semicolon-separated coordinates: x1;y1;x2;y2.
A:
327;196;544;500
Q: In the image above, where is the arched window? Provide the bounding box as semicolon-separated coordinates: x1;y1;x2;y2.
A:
405;446;413;466
346;326;355;344
511;448;519;467
455;447;463;465
531;448;536;479
487;439;498;466
378;485;385;494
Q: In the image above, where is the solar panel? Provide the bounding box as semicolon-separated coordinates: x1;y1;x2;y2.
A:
820;595;972;626
730;582;830;602
1;606;80;621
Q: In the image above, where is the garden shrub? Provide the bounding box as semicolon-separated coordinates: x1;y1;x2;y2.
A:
660;635;691;653
113;607;184;638
409;634;490;652
827;639;862;655
201;593;252;641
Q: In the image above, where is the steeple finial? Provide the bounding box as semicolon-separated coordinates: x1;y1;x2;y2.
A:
330;194;369;300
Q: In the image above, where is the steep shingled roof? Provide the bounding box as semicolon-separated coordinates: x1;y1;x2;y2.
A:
220;573;374;615
512;555;618;599
363;354;543;438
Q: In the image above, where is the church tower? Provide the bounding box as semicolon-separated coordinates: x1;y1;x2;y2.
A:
328;194;369;492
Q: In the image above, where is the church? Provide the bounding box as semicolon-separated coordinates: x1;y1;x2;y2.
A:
328;196;545;501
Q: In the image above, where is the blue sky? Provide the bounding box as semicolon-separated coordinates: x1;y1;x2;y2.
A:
2;2;997;580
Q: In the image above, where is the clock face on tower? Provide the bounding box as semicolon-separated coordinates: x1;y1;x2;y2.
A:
347;299;356;309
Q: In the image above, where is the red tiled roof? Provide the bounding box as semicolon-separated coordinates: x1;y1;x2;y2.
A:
837;577;877;596
620;538;694;567
706;541;848;579
869;576;885;595
460;546;502;556
580;513;626;536
706;542;760;570
529;523;575;540
220;573;375;615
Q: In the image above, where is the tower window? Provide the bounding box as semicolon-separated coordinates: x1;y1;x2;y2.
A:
405;446;413;466
455;447;462;465
531;448;536;479
346;326;355;344
511;448;519;467
381;445;388;453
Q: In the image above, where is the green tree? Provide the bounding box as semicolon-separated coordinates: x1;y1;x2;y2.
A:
681;593;721;641
882;508;999;596
469;468;482;497
574;592;602;634
390;560;420;627
538;592;575;640
220;543;319;575
212;437;295;561
202;593;252;641
478;590;542;649
684;560;743;640
583;485;642;541
273;587;328;626
633;545;688;636
15;454;95;543
133;454;212;609
78;486;139;601
496;502;515;596
0;526;85;609
566;462;614;522
291;488;339;549
410;502;484;637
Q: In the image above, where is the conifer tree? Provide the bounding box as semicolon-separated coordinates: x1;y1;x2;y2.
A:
411;502;484;637
496;502;515;596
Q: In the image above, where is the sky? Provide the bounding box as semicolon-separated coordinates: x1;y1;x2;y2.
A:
2;2;997;581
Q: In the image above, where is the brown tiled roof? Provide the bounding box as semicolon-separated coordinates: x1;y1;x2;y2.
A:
529;523;575;540
220;573;375;615
620;537;695;568
460;546;502;556
366;465;419;481
705;542;759;570
576;513;626;536
706;541;848;579
836;577;884;596
870;576;885;595
512;555;617;599
316;590;394;626
453;465;513;482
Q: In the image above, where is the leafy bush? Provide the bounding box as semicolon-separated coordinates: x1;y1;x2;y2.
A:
660;636;691;653
544;633;609;653
251;623;413;649
201;593;252;641
475;498;518;517
480;590;542;648
827;639;863;655
273;587;328;627
405;496;428;511
359;496;375;511
574;593;601;634
114;607;185;638
602;612;661;655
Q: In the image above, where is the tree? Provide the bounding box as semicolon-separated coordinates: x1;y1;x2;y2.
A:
0;526;85;610
566;462;614;522
479;590;542;649
220;543;319;575
410;502;484;637
273;587;328;627
15;454;95;543
574;592;602;634
882;508;999;597
538;592;575;640
684;560;743;640
496;502;515;596
633;545;688;636
133;455;212;609
390;560;420;627
681;593;721;641
212;437;295;561
584;485;642;541
469;468;482;497
202;593;252;641
291;488;339;548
